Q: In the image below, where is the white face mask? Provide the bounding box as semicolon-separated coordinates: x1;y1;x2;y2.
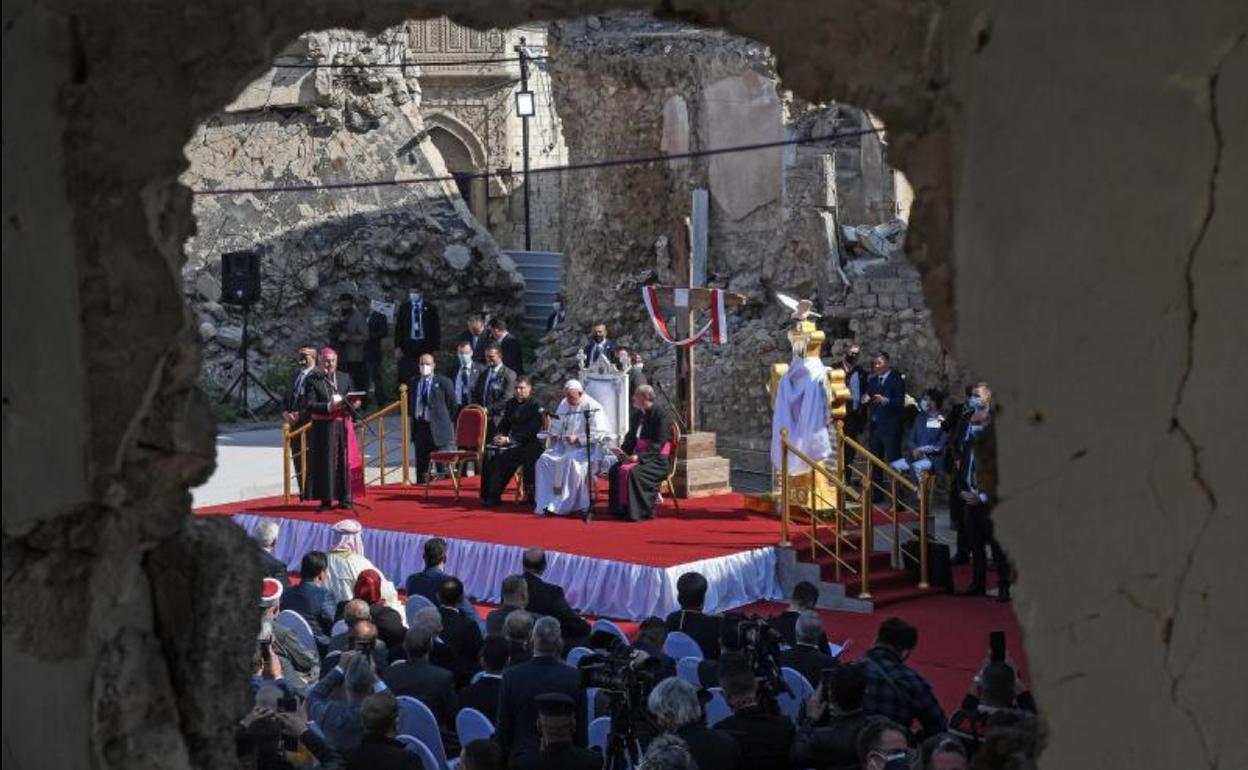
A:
552;301;563;311
458;352;472;366
633;362;643;371
419;363;434;376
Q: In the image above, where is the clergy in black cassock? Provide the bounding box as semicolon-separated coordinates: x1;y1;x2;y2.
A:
481;378;546;505
607;385;674;522
303;348;360;511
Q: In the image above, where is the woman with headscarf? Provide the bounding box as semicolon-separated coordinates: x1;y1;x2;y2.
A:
351;569;407;654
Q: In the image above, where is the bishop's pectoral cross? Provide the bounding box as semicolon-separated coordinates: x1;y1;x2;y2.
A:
649;191;745;432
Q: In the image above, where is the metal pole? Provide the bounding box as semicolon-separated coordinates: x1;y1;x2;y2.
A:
516;38;532;251
860;475;872;599
918;474;930;589
399;383;410;485
282;422;292;503
779;428;791;547
379;415;386;486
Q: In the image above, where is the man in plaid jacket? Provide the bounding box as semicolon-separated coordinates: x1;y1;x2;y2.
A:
858;617;947;741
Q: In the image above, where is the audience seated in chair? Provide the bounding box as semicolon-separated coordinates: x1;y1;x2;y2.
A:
344;690;422;770
459;738;505;770
630;616;677;681
639;734;700;770
326;603;389;672
353;569;407;658
380;626;459;754
258;578;320;697
777;611;840;692
409;605;471;690
769;580;833;654
647;678;742;770
252;518;290;588
236;682;343;769
281;551;337;649
508;692;600;770
521;547;591;645
458;636;509;720
485;574;528;638
405;538;487;630
856;717;911;770
713;655;796;770
437;576;484;678
502;610;535;667
791;663;873;770
308;650;390;753
496;617;587;761
665;571;723;660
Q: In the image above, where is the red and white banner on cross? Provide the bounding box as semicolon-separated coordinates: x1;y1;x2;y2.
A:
641;285;730;347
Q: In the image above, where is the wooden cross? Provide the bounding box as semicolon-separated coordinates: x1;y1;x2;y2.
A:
651;206;745;432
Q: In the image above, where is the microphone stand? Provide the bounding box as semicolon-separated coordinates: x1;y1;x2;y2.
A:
579;406;601;525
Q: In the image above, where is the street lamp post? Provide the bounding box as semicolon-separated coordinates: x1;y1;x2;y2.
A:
513;37;535;251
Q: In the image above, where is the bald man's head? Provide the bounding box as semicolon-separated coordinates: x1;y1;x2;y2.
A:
350;619;378;644
343;599;371;624
522;547;547;574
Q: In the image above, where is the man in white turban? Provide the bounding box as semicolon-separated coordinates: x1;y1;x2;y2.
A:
323;519;401;613
533;379;615;518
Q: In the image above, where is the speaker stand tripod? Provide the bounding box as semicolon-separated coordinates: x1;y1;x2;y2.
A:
220;303;280;418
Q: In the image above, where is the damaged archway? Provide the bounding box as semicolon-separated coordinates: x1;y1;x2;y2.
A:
3;2;1242;770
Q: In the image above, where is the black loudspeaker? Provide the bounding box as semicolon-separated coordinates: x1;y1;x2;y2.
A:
221;250;261;306
903;540;954;593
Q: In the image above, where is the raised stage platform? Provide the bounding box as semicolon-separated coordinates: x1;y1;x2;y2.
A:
195;479;784;620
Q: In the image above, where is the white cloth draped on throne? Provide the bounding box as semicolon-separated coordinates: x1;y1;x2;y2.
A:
770;355;833;474
533;393;617;515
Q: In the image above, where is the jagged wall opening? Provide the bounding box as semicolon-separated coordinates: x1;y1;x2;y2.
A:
3;2;1242;770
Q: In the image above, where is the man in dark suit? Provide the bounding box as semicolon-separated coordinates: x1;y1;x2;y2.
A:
393;289;441;386
714;657;796;770
481;377;545;505
509;693;600;770
409;353;458;484
496;617;587;761
282;346;317;497
457;636;508;719
631;617;677;682
488;317;524;375
958;384;1010;601
485;575;529;638
473;345;516;437
460;313;490;364
581;321;617;367
281;551;336;646
520;547;591;645
364;298;391;405
647;678;742;770
770;581;833;654
251;519;289;588
546;293;567;332
437;577;484;677
777;611;840;689
665;571;722;660
345;691;423;770
450;340;484;412
836;344;869;480
381;627;458;746
946;385;978;565
864;350;906;480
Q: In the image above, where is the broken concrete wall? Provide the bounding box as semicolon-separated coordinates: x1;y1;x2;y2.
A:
2;2;1244;770
183;27;525;397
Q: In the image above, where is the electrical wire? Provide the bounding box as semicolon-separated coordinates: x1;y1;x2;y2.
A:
270;55;547;69
193;125;884;197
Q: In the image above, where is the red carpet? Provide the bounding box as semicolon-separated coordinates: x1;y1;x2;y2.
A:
196;479;781;568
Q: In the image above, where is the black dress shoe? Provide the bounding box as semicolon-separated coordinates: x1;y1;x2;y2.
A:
335;501;352;510
960;584;986;596
582;509;593;525
996;586;1012;602
481;497;500;507
316;504;331;513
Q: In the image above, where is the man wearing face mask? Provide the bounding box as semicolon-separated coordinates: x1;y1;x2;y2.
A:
409;353;458;485
582;322;616;367
472;344;517;438
546;293;567;332
450;341;484;414
284;347;318;498
394;288;442;387
956;384;1010;601
891;388;948;483
838;344;869;480
461;313;489;364
857;717;914;770
863;351;907;481
481;377;546;505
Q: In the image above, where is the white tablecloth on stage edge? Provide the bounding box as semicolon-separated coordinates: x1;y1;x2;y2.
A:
232;513;781;620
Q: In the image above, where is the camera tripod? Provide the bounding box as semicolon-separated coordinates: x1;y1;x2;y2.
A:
601;691;645;770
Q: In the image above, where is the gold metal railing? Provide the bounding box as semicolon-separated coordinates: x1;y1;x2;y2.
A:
282;384;409;503
779;423;933;600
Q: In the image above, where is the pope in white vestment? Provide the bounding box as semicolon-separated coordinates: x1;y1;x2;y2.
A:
324;519;402;616
533;379;616;516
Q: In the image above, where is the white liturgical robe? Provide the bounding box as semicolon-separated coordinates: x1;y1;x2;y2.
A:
770;355;833;474
533;394;616;515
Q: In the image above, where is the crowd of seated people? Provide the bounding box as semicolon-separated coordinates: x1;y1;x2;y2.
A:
243;526;1042;770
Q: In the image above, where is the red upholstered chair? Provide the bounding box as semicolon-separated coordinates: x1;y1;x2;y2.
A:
661;421;682;515
425;405;488;501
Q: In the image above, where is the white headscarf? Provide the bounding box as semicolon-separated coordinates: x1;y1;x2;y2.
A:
564;379;584;393
331;519;365;556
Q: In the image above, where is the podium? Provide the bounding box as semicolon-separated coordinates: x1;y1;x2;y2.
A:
672;430;733;498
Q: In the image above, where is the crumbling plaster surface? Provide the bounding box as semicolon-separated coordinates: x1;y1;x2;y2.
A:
2;2;1244;770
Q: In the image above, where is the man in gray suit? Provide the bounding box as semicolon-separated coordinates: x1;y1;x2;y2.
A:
409;353;458;483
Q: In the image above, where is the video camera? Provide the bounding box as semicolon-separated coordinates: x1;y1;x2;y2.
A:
577;643;660;770
734;615;790;704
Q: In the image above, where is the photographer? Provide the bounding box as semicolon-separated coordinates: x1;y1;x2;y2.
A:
510;693;601;770
948;659;1035;752
258;577;319;697
859;618;946;741
344;691;422;770
325;612;388;673
647;678;741;770
307;650;391;753
236;688;343;770
714;655;795;769
791;664;871;770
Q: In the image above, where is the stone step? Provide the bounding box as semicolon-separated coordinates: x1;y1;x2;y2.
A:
673;455;733;498
677;431;721;459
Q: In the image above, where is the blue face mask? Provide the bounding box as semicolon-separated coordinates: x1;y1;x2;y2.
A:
967;395;984;410
458;352;472;365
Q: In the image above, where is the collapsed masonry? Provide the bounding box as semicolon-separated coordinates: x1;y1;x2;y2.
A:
532;15;961;471
181;27;524;401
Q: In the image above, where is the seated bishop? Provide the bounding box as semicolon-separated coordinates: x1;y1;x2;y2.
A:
607;385;674;522
480;376;546;505
532;380;615;517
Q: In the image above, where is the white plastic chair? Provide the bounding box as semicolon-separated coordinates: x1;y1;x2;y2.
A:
397;696;449;770
779;667;815;723
275;609;316;653
663;631;703;661
331;619;348;637
591;619;630;647
585;687;601;724
397;734;441;770
588;716;611;752
406;594;436;627
705;687;732;726
676;656;702;688
566;646;595;668
455;707;494;748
